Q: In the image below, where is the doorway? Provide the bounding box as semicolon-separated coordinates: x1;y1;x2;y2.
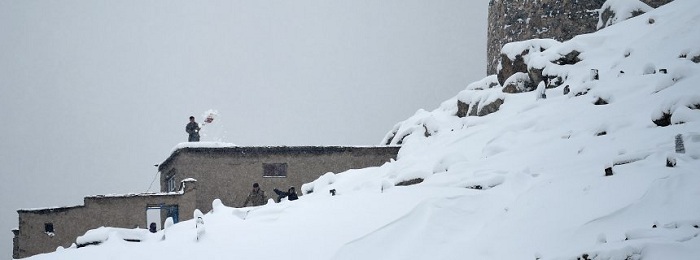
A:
146;204;179;231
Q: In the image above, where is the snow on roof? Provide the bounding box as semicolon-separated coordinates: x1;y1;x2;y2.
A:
170;141;237;153
85;191;183;199
17;205;84;214
159;144;400;172
18;190;188;214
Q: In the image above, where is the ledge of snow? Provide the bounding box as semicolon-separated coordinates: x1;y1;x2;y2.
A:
170;142;237;153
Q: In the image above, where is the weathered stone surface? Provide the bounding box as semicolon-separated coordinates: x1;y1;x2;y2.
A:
652;111;672;127
396;178;424;186
675;134;685;153
456;100;470;118
466;185;483;190
594;97;609;105
546;75;564;89
469;101;480;116
502;72;533;93
457;98;506;118
598;7;616;28
497;52;528;86
692;55;700;64
605;167;614;176
574;88;591;97
384;132;396;145
488;0;606;74
528;67;545;88
554;50;582;65
502;83;519;94
477;98;505;117
487;0;674;75
396;134;409;145
497;46;571;91
599;5;647;29
666;156;676;167
644;0;675;8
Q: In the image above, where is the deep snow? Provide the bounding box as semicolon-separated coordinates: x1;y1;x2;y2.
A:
27;0;700;259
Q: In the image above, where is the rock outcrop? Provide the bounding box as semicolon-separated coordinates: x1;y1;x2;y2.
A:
487;0;674;75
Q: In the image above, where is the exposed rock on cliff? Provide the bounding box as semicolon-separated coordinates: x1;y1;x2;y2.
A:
597;0;653;29
487;0;674;75
384;0;698;148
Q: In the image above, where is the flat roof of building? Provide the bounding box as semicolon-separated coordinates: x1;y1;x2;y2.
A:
158;144;401;173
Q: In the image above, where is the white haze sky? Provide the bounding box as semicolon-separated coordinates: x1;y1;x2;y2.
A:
0;0;488;257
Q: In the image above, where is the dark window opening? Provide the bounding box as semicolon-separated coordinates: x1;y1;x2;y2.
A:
165;175;176;192
44;223;54;233
263;163;288;177
164;169;177;192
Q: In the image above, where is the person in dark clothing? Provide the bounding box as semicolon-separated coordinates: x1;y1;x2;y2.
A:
273;187;299;202
149;222;157;233
186;116;201;142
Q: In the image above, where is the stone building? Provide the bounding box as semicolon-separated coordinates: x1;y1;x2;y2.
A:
14;180;197;259
487;0;674;75
13;145;399;259
157;146;401;213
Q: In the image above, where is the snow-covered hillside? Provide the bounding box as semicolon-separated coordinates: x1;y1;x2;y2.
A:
27;1;700;259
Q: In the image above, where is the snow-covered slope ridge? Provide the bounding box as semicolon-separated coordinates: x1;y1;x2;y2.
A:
29;1;699;260
384;0;699;149
368;0;700;258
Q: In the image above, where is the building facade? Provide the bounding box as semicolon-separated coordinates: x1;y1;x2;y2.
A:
14;146;399;258
14;180;197;259
157;146;401;212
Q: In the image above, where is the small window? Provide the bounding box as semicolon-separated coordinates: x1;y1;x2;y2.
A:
166;176;177;192
263;163;287;177
44;223;54;233
164;169;177;192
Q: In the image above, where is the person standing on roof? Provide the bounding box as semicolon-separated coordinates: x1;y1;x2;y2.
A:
186;116;201;142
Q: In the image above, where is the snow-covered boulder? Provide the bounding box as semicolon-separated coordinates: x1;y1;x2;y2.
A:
597;0;654;29
502;72;532;93
497;39;560;90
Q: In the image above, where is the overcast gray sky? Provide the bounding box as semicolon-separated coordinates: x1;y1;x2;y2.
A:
0;0;488;257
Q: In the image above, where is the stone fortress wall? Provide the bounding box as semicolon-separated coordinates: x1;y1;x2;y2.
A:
487;0;674;75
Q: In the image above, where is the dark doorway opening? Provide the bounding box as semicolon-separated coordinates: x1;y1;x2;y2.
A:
146;204;179;231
